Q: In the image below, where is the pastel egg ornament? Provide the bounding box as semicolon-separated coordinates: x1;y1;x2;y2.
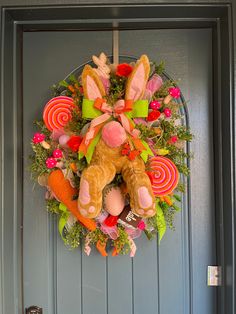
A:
103;186;125;216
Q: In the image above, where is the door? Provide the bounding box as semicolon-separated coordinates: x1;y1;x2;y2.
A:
23;28;216;314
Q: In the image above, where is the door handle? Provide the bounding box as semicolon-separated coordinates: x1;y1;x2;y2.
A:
25;306;43;314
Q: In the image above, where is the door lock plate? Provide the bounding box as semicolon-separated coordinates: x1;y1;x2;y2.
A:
207;266;222;286
25;306;43;314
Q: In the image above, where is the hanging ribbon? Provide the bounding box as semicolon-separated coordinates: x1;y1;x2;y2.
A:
156;199;167;244
58;203;70;241
80;98;150;163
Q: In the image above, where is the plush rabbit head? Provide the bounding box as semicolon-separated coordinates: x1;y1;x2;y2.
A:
81;55;150;148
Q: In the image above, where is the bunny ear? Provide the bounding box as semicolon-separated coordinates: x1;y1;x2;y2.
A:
125;55;150;101
81;64;106;100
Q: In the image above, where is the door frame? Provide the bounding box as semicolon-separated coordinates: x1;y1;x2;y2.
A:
0;2;235;314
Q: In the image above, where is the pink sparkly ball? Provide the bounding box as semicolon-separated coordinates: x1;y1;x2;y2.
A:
168;87;181;98
164;108;172;118
33;132;45;144
59;134;70;148
52;149;63;159
149;100;161;110
46;157;57;169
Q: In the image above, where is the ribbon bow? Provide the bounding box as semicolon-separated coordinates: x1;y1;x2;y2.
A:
79;97;152;163
84;98;139;145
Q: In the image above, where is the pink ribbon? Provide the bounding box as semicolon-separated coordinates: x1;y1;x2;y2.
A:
85;98;139;145
84;235;92;256
128;236;137;257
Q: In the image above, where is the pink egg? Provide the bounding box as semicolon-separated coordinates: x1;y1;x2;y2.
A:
102;121;126;148
104;187;125;216
59;134;70;147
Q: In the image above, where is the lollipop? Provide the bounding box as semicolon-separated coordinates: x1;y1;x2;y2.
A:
43;96;75;131
149;156;179;196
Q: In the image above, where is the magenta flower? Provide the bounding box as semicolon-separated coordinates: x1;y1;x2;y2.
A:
138;220;146;230
52;149;63;159
149;100;161;110
46;157;57;169
33;133;45;144
164;108;172;118
169;87;181;98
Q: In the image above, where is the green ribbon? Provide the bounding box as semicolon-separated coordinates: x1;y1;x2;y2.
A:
82;98;149;119
156;200;166;244
78;131;102;164
58;203;70;241
82;99;102;118
140;140;154;163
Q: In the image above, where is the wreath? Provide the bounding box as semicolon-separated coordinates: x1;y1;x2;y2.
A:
30;53;193;257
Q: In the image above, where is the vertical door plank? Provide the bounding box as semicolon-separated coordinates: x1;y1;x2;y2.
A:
133;236;159;314
81;253;107;314
107;256;133;314
56;237;82;314
186;30;216;314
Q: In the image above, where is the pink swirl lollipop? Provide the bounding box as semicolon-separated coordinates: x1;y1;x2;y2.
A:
149;156;179;196
43;96;75;131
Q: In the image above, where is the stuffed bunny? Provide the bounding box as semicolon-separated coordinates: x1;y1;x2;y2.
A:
78;55;156;219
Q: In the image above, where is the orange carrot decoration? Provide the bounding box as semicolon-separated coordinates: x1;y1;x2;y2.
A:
47;169;96;231
96;240;108;257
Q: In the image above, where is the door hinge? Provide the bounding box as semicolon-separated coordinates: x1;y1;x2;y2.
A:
25;306;43;314
207;266;222;286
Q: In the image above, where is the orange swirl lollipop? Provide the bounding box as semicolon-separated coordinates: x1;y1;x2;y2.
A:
149;156;179;196
43;96;75;131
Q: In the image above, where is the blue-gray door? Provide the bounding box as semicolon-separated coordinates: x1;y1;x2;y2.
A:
23;29;216;314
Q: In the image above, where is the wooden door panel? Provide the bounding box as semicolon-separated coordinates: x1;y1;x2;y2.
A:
23;28;215;314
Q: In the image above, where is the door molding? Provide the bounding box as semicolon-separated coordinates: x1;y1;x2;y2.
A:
0;3;235;314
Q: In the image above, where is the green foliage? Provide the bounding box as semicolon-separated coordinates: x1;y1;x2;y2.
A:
107;73;127;104
29;143;51;180
46;199;61;214
112;226;131;255
136;123;157;140
87;228;108;245
64;109;88;134
64;222;87;249
33;120;51;138
153;61;165;75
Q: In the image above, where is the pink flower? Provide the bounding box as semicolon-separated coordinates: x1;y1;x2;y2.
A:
33;133;45;144
163;108;172;118
46;157;57;169
169;87;181;98
146;74;163;95
138;220;146;230
149;100;161;110
169;136;178;143
52;149;63;159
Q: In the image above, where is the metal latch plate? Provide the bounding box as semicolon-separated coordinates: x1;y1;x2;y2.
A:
207;266;222;286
